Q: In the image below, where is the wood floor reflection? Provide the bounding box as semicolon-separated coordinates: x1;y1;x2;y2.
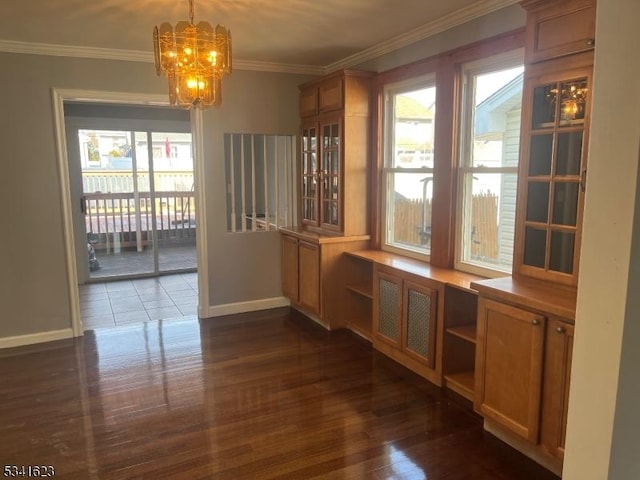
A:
0;308;560;479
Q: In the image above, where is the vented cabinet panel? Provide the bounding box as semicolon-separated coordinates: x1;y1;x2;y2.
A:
375;272;402;345
403;281;437;368
378;278;400;341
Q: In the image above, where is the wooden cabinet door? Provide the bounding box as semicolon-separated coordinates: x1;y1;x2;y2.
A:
523;0;595;64
281;235;299;301
373;270;402;347
319;116;343;233
301;122;320;227
402;280;437;369
514;63;592;286
475;298;545;442
318;76;343;113
298;241;320;314
541;318;574;459
300;86;318;117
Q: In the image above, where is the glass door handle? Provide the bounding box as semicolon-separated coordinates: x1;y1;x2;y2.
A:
580;168;588;192
80;196;87;214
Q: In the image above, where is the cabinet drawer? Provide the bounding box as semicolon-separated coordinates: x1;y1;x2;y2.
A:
524;0;595;63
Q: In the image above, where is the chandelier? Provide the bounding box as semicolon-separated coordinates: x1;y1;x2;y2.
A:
153;0;232;109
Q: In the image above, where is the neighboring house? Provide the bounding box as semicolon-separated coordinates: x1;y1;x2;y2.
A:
473;73;523;267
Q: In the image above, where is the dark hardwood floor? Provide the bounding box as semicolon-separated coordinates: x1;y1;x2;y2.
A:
0;308;560;479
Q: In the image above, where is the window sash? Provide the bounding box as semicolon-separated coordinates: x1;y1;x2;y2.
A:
455;52;524;276
382;74;436;259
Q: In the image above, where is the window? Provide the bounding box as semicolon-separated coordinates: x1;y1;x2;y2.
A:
456;52;524;275
382;75;436;258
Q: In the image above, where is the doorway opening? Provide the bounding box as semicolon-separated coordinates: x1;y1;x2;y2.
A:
59;100;205;331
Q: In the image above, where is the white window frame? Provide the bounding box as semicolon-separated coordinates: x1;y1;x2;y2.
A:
455;50;524;277
382;73;437;261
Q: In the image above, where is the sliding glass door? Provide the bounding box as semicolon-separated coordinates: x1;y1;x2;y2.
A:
78;129;195;280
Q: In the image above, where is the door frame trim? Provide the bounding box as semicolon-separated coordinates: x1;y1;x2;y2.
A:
51;88;210;336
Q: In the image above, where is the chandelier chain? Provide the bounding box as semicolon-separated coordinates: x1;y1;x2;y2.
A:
188;0;194;24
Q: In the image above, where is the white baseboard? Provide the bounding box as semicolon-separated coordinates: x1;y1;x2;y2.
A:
0;328;74;349
206;297;290;318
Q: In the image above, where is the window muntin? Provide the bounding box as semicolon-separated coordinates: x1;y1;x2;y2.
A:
456;55;524;275
382;75;436;258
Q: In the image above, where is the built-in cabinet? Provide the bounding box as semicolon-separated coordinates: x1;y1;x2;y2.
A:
341;250;481;387
515;0;594;286
472;277;576;475
373;265;439;382
471;1;594;474
281;69;373;327
298;70;372;236
281;228;369;328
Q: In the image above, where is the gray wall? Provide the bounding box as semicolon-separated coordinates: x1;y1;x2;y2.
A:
201;70;308;305
0;51;311;338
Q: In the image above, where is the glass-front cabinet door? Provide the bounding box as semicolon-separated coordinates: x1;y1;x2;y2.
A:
515;67;591;285
301;122;319;227
320;116;342;231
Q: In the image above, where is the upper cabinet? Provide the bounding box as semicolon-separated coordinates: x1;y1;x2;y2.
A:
514;0;595;286
521;0;596;64
298;70;373;236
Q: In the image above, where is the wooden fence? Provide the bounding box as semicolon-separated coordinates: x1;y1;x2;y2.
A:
394;193;498;260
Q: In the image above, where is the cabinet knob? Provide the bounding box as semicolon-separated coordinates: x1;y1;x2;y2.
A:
556;326;566;334
532;319;540;326
587;38;595;47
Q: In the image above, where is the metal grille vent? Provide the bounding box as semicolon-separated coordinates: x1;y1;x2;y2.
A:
406;289;431;358
378;278;399;340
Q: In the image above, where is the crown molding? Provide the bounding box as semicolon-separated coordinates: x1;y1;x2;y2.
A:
0;39;152;63
232;60;323;75
0;39;323;75
325;0;521;72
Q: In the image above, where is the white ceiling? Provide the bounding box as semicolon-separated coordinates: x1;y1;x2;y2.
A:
0;0;519;71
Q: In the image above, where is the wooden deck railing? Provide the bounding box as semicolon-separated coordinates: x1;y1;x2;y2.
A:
84;191;196;252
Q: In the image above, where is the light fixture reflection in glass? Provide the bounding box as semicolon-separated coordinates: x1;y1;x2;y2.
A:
153;0;232;109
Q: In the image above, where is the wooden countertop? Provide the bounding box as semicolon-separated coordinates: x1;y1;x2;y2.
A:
471;276;577;321
346;250;483;292
279;226;370;244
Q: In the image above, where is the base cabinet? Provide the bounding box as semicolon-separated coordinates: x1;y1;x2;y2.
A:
475;298;545;442
373;265;439;382
473;291;574;474
540;318;574;459
298;241;320;313
281;234;300;300
280;230;370;329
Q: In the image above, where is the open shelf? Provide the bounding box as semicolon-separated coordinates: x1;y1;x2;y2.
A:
445;325;476;344
444;372;475;401
347;283;373;299
348;318;372;341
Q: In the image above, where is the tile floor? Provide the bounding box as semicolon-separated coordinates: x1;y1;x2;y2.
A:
79;273;198;330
